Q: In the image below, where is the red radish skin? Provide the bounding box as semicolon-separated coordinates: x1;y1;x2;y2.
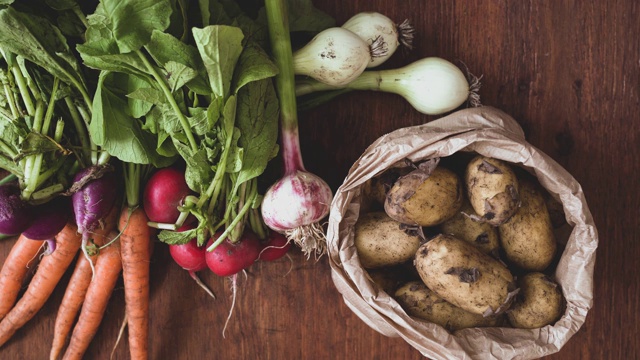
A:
143;167;192;224
170;225;215;299
205;231;261;277
259;232;291;261
169;239;207;272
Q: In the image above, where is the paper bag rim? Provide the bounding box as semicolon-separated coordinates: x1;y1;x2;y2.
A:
326;106;598;360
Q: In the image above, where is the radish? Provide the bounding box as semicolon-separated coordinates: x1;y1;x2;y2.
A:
262;0;334;259
205;230;261;277
258;231;292;261
0;183;32;236
71;164;118;274
143;166;194;228
22;196;71;241
205;230;262;338
169;224;215;299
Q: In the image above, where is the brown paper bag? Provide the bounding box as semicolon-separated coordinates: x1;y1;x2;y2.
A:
326;106;598;360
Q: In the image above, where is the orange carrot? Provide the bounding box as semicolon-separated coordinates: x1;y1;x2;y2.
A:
0;234;44;320
61;237;122;360
0;222;81;347
49;206;119;360
119;207;152;360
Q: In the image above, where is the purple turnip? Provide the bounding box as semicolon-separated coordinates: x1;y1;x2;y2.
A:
0;183;32;236
22;196;71;240
71;165;118;237
70;165;118;273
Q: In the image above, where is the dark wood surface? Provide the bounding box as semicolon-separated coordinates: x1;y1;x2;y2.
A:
1;1;639;359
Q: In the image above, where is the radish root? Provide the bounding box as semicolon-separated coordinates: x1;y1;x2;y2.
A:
189;271;216;299
222;273;240;339
285;222;326;260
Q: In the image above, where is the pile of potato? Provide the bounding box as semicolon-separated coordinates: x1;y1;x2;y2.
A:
355;154;566;332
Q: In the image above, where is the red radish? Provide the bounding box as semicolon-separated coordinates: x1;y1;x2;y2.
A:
0;183;31;236
258;231;291;261
169;239;207;273
169;227;215;299
143;167;193;224
205;231;261;277
263;0;333;259
205;230;261;338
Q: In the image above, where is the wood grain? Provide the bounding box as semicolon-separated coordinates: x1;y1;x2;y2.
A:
1;0;638;359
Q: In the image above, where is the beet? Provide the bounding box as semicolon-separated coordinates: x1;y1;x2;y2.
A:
22;196;71;240
0;183;31;236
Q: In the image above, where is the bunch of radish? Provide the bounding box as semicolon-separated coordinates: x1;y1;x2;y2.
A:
144;166;292;282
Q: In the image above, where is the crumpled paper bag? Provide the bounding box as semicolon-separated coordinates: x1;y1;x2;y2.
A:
326;106;597;360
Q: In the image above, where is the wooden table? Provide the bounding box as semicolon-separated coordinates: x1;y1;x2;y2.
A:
1;0;638;359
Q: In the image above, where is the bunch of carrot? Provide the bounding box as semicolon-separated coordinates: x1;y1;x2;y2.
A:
0;190;155;359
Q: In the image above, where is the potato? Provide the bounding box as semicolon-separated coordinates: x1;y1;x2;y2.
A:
465;155;520;226
440;200;500;256
498;179;557;271
414;234;517;316
507;272;564;328
360;167;411;213
354;212;422;269
395;281;503;331
366;265;413;294
385;162;463;227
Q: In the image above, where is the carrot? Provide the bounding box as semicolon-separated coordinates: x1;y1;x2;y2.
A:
0;234;44;320
0;222;82;347
61;237;122;360
49;205;119;360
119;206;152;360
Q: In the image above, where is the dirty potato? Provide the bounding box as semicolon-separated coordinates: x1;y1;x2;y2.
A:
366;265;414;295
360;167;411;213
385;162;463;227
499;179;557;271
440;200;500;256
395;281;503;331
507;272;564;329
414;234;517;316
465;156;520;226
354;212;422;269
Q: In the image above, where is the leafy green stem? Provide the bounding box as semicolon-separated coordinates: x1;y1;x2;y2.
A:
41;77;60;137
64;96;91;163
10;65;35;115
124;162;141;208
2;81;19;119
72;4;90;29
265;0;305;174
0;138;16;159
206;191;257;251
35;156;66;190
136;49;198;152
22;100;45;199
0;173;16;186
